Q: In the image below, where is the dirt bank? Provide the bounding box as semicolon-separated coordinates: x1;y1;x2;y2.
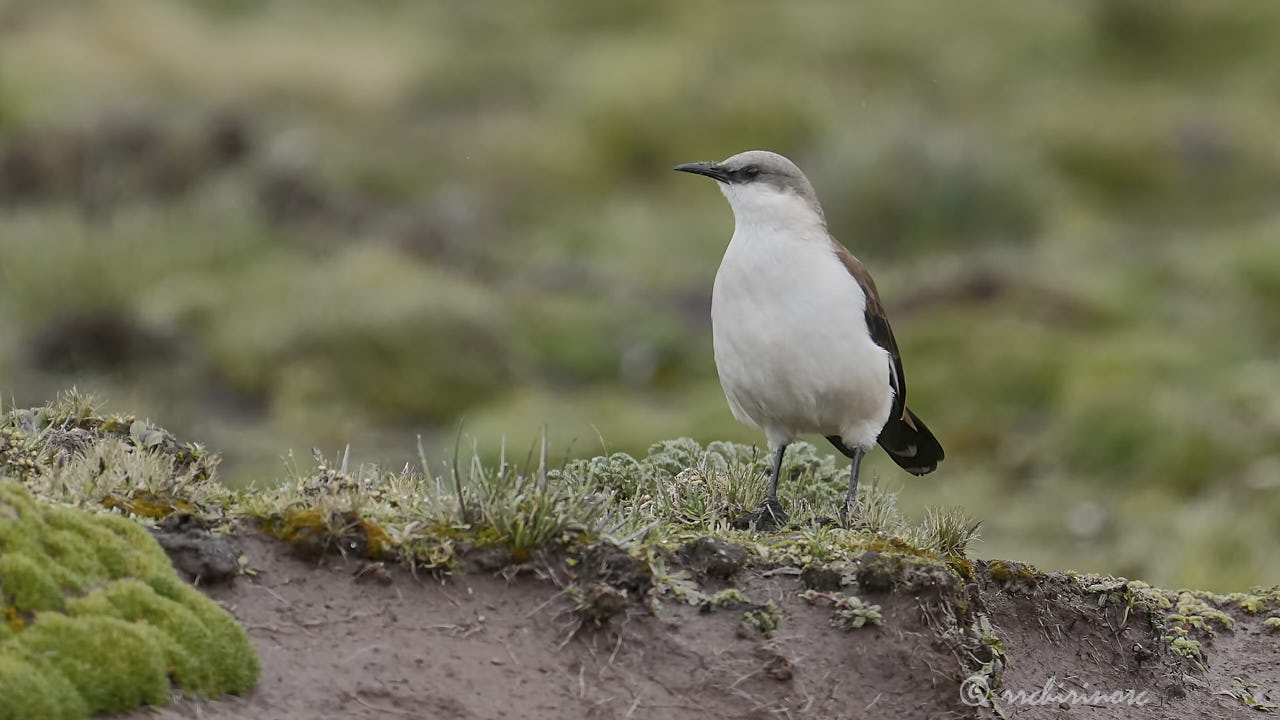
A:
123;533;1277;720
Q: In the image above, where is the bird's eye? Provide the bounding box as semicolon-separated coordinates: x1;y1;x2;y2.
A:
743;166;760;178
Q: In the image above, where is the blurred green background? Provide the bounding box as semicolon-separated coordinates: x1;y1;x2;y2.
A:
2;0;1279;590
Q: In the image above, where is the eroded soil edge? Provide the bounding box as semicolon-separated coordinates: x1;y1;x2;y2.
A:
131;532;1278;720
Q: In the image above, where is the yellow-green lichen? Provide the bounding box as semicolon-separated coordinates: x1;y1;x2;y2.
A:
948;555;976;580
102;492;197;520
988;559;1040;584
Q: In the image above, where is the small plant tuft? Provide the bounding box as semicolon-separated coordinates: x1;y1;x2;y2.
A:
566;582;627;626
742;601;780;634
799;589;884;629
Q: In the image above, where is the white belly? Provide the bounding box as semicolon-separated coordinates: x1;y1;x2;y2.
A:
711;232;893;450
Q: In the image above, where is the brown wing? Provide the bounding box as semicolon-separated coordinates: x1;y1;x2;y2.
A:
830;240;944;475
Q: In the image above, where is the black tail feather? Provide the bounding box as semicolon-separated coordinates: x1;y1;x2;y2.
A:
827;407;944;476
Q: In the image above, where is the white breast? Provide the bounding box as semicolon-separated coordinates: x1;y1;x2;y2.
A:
710;222;894;451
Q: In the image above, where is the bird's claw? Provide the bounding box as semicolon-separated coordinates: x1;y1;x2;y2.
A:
838;498;860;527
731;497;789;531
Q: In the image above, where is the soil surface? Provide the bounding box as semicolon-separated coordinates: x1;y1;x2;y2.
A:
119;534;1277;720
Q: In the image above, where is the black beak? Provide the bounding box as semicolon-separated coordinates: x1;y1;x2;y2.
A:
673;161;729;183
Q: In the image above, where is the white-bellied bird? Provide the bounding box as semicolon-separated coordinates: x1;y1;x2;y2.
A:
674;150;944;529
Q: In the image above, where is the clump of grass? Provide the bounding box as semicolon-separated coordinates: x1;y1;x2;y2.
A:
470;452;611;560
916;507;983;557
846;479;906;536
243;434;626;567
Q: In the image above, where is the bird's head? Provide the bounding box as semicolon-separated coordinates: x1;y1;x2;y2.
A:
674;150;825;230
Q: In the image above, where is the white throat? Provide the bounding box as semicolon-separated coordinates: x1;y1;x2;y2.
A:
718;182;827;242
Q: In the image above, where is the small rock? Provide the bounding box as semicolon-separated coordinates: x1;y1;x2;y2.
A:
856;551;901;594
353;561;393;585
800;563;843;591
730;498;788;531
579;583;627;624
576;541;652;594
150;514;240;584
461;546;514;573
678;537;749;580
755;644;795;682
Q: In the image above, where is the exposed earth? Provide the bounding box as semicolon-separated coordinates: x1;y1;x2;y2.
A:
121;531;1278;720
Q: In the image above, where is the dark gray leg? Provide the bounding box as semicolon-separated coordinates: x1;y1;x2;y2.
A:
766;443;787;502
840;447;865;523
733;443;789;530
758;443;789;527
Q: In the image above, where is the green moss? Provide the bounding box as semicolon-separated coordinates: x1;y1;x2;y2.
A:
93;512;173;575
43;508;135;579
0;553;66;613
144;574;260;694
35;528;107;592
0;486;34;515
0;652;87;720
68;580;217;694
9;614;169;713
0;481;260;716
1264;617;1280;632
0;608;19;637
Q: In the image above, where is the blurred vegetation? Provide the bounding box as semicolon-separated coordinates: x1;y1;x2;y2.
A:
1;0;1278;590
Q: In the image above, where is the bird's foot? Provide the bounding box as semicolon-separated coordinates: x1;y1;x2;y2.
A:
731;497;789;531
838;498;860;528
